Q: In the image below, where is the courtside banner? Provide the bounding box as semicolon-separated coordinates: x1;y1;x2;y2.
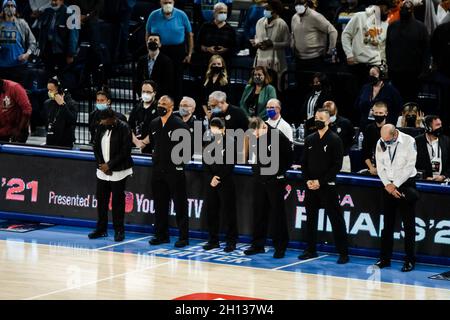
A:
0;150;449;258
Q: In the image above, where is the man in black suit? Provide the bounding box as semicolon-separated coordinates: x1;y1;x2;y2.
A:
136;33;175;99
415;115;450;182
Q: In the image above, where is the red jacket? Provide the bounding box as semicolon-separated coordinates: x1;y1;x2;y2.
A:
0;80;32;137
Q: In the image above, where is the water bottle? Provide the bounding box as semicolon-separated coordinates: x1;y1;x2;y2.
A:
298;123;305;143
358;131;364;150
203;118;211;141
291;124;297;141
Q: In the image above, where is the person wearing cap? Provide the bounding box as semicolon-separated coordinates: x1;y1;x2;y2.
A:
89;108;134;242
0;0;37;83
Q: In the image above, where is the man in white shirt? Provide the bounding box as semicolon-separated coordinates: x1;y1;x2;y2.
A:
375;124;418;272
265;98;293;142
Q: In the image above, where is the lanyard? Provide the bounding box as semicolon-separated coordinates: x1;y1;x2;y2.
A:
427;140;440;159
274;118;282;129
388;143;398;163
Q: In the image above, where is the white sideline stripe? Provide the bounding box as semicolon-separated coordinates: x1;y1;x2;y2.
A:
272;255;329;270
23;261;171;300
95;235;152;250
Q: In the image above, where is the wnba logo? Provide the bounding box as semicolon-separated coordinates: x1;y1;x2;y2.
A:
108;192;134;214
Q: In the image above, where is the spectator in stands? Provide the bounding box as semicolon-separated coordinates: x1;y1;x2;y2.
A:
396;102;425;137
341;0;393;88
0;0;37;83
265;98;293;142
201;55;229;118
291;0;338;73
37;0;79;76
89;107;133;242
387;0;422;24
197;2;236;63
29;0;51;21
386;0;429;103
136;33;175;99
0;78;32;142
416;115;450;181
209;91;249;132
324;101;355;172
243;0;266;54
194;0;232;26
239;66;277;120
354;65;402;130
253;0;289;89
361;101;388;175
43;77;77;148
146;0;194;103
177;96;197;132
88;88;127;144
128;80;159;154
436;0;450;25
431;20;450;79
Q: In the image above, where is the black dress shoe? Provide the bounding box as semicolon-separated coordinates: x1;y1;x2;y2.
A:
298;251;318;260
243;246;265;256
401;261;415;272
337;255;349;264
273;250;285;259
175;239;189;248
203;242;220;250
224;243;236;253
149;237;170;245
114;231;125;242
88;230;108;239
374;259;391;269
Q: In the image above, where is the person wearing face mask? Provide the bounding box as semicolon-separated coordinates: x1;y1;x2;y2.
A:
323;101;355;172
375;124;418;272
239;66;277;120
89;108;133;243
202;117;238;252
146;0;194;103
301;73;334;128
37;0;79;76
243;0;266;55
0;0;37;84
265;98;293;142
209;91;249;131
175;96;198;132
397;102;426;139
355;65;403;130
128;80;159;154
300;108;349;264
136;33;175;99
202;55;229;119
193;0;233;26
43;77;77;148
147;95;192;248
88;88;127;145
415;115;450;181
197;2;236;63
386;0;430;104
253;0;289;90
244;117;293;259
361;101;389;175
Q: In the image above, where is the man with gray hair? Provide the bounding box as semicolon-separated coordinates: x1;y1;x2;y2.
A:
265;98;293;142
177;96;197;132
375;124;418;272
208;91;248;132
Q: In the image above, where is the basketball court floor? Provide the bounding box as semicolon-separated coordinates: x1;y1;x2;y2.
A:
0;222;449;300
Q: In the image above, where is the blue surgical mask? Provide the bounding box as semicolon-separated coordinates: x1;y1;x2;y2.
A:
217;13;227;22
263;10;272;19
96;103;109;111
267;109;277;119
179;107;190;117
212;107;222;115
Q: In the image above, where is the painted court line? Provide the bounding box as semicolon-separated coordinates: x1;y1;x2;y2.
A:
272;255;329;270
95;235;152;250
23;261;171;300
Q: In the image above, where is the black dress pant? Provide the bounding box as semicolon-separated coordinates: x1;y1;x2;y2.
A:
380;181;417;263
205;178;238;245
96;177;127;233
305;185;348;255
251;177;289;251
151;169;189;241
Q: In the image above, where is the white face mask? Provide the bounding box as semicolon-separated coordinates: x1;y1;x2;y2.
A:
295;4;306;15
216;13;227;22
142;93;154;104
162;3;174;13
330;115;337;123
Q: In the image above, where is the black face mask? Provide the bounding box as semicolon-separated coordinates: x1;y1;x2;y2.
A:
157;106;168;117
374;115;386;124
400;7;412;20
147;41;159;51
315;120;326;130
211;66;223;74
313;84;322;92
431;127;444;137
368;75;379;85
406;115;417;127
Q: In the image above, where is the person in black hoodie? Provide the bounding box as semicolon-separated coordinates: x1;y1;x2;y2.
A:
244;116;293;259
415;115;450;182
203;117;237;252
300;108;349;264
89;108;133;242
44;77;78;148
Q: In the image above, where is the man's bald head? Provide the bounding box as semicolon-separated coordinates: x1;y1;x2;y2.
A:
380;124;397;142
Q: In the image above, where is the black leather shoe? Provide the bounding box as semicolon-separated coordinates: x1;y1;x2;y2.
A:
88;230;108;239
175;239;189;248
337;255;349;264
298;251;318;260
273;250;285;259
149;237;170;245
401;261;415;272
224;243;236;253
203;242;220;250
114;231;125;242
374;259;391;269
243;246;265;255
